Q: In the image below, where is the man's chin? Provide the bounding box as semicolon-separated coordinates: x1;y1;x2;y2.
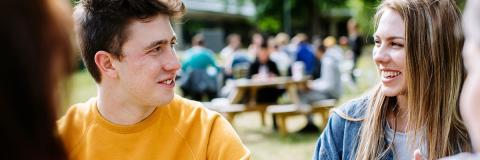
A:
154;93;174;106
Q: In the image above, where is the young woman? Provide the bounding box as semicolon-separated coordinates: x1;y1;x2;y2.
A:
313;0;471;160
0;0;74;159
460;0;480;153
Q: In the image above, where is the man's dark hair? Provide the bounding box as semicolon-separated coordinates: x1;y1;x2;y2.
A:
260;37;268;49
74;0;185;82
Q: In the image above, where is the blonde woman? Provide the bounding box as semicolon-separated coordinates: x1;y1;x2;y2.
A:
313;0;471;160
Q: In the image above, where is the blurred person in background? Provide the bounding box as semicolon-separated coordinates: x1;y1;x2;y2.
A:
248;40;284;130
220;33;242;61
247;33;264;60
323;36;345;64
294;33;316;76
220;33;251;79
275;32;291;56
248;41;280;80
58;0;250;159
298;44;342;132
0;0;74;159
301;44;342;103
347;18;364;83
180;33;219;101
268;36;292;76
314;0;471;159
286;33;302;60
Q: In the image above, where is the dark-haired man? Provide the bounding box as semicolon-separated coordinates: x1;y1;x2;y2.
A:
57;0;250;159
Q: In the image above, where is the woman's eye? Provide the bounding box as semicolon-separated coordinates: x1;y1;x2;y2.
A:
392;42;404;47
374;40;381;47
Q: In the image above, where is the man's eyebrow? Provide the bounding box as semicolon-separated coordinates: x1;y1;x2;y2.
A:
144;36;177;50
144;40;169;50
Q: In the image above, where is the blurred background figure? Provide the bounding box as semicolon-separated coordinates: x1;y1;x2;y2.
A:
220;33;242;61
0;0;74;159
248;41;280;80
248;40;284;130
297;43;342;132
323;36;344;63
275;32;292;58
220;33;251;79
180;34;219;101
268;36;292;76
293;33;316;77
247;33;264;59
347;18;364;83
324;36;357;91
301;44;342;104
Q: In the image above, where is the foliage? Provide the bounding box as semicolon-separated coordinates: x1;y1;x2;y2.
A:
347;0;380;35
257;17;281;34
252;0;349;34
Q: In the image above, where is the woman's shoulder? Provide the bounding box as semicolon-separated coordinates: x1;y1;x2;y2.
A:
332;96;369;121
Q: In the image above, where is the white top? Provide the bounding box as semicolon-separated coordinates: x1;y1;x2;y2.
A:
385;123;427;160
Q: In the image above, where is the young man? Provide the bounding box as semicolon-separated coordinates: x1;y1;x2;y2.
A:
58;0;250;159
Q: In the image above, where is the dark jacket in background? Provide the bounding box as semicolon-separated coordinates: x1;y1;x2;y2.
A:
247;59;280;78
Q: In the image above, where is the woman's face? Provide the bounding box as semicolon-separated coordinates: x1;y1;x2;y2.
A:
459;0;480;151
373;9;407;97
460;39;480;127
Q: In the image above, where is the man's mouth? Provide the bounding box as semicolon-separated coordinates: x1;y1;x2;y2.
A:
159;78;174;85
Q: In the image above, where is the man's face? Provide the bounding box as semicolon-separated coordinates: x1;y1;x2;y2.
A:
113;14;180;107
258;48;270;64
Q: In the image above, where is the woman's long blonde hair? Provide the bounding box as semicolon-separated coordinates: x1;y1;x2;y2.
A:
354;0;471;159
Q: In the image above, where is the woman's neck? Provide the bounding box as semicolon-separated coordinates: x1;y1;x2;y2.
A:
387;95;408;133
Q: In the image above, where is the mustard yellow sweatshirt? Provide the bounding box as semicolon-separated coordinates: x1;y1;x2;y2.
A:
58;95;250;160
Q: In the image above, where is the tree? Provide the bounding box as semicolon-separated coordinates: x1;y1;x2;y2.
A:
252;0;348;36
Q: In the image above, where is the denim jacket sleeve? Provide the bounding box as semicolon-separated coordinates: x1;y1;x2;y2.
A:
313;98;368;160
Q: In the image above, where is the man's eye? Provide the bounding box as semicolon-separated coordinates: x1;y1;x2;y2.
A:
170;42;176;48
145;45;162;54
153;46;162;52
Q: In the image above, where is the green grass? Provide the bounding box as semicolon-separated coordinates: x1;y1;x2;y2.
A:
64;46;377;160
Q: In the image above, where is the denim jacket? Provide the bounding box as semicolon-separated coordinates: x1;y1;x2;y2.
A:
312;97;394;160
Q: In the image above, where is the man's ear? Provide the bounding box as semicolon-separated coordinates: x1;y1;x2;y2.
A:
94;51;118;79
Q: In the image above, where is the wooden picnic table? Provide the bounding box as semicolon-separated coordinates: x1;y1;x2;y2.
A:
222;76;310;125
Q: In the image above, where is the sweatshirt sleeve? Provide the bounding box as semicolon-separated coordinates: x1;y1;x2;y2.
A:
207;116;251;160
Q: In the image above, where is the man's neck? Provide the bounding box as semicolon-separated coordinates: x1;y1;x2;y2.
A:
96;86;157;125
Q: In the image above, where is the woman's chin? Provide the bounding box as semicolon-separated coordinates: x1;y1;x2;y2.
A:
381;87;406;97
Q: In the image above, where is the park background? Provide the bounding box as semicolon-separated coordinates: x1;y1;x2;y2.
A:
64;0;467;159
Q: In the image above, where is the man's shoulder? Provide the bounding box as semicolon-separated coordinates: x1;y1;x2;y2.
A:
167;95;222;124
58;98;96;126
57;98;97;152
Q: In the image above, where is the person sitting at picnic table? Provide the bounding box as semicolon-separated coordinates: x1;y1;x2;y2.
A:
247;40;284;129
